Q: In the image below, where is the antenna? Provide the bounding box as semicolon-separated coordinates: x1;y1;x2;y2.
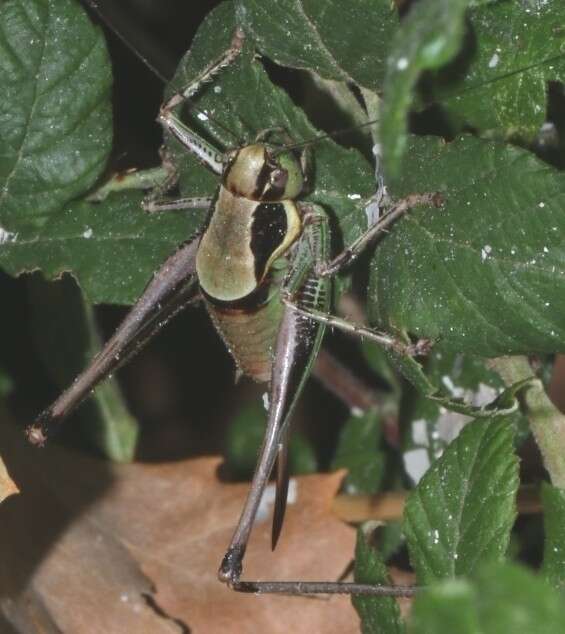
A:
273;117;381;155
80;0;174;83
81;2;392;153
80;0;241;144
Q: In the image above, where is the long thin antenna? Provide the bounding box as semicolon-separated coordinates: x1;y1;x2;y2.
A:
80;0;241;144
82;2;386;153
274;117;380;155
81;0;173;83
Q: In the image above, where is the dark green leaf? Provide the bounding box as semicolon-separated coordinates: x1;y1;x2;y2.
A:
410;579;479;634
410;563;565;634
0;191;198;305
0;0;112;226
542;481;565;591
431;1;565;140
353;525;404;634
225;399;316;479
369;135;565;355
376;521;405;563
400;348;512;486
380;0;471;175
404;417;518;583
331;409;384;494
236;0;397;91
361;341;401;395
0;367;13;400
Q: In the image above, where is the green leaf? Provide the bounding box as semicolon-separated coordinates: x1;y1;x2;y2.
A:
331;409;385;494
0;0;112;226
353;525;404;634
410;563;565;634
235;0;397;91
380;0;471;175
410;579;479;634
225;399;316;479
404;417;518;584
400;348;515;486
430;1;565;140
361;341;401;395
542;481;565;591
369;135;565;356
0;191;197;305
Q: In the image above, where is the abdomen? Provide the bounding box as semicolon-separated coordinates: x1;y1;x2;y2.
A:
205;285;284;383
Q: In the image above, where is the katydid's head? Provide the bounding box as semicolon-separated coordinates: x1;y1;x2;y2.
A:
223;144;304;202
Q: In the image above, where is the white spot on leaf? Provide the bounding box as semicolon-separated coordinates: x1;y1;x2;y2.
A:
0;227;18;244
488;53;500;68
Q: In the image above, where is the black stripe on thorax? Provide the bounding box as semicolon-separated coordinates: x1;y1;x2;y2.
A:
251;149;271;199
250;202;287;282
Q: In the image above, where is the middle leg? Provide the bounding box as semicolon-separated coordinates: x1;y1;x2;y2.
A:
290;203;434;355
317;191;442;277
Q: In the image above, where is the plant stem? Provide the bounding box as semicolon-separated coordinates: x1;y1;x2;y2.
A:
489;356;565;488
313;349;381;412
332;486;542;523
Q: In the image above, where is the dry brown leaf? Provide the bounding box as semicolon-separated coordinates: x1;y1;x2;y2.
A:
333;487;543;524
0;408;19;509
0;413;361;633
0;453;18;505
0;416;179;634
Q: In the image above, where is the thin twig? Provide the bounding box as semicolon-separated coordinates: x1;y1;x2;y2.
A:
312;349;380;412
332;486;543;524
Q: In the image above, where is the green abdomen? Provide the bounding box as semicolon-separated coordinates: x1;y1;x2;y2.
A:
205;284;284;383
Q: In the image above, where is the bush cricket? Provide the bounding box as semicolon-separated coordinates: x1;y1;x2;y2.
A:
26;4;439;597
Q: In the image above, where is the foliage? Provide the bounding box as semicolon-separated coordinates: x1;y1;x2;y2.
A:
1;0;565;631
